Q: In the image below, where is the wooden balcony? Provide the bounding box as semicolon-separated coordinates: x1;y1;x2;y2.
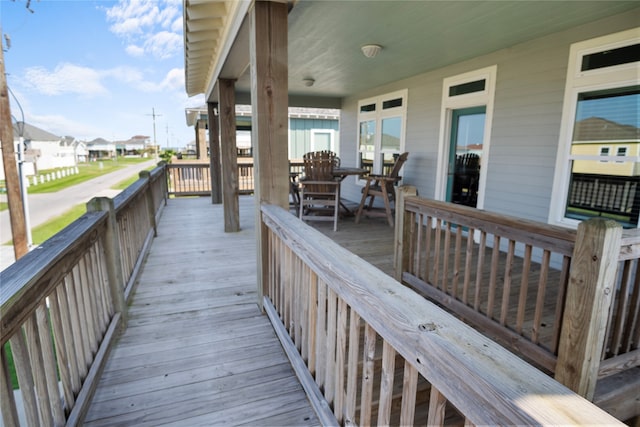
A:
1;164;636;426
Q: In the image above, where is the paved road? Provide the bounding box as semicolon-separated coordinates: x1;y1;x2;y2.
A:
1;159;158;270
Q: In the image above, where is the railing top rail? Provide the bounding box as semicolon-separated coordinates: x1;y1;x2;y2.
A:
260;203;622;426
0;210;108;343
405;196;577;256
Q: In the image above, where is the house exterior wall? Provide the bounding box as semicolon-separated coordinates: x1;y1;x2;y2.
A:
288;117;340;160
338;10;639;224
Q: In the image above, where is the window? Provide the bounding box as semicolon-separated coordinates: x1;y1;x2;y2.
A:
310;129;335;152
357;90;408;177
550;28;640;228
616;146;628;163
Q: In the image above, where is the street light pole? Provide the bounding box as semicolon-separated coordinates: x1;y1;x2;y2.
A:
17;134;32;247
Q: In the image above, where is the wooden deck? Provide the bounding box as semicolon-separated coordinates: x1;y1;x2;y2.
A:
84;196;396;426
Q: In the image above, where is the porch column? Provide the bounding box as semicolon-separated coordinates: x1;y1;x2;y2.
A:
249;0;289;308
208;102;222;204
219;79;239;232
195;118;208;160
555;218;622;399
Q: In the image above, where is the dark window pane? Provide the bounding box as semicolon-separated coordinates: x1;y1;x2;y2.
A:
382;98;402;109
581;43;640;72
449;80;486;97
360;103;376;112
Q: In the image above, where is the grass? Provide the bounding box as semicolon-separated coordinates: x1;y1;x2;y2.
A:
5;157;149;194
0;202;6;212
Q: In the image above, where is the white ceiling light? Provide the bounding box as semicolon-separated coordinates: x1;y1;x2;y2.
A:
361;44;382;58
303;78;315;87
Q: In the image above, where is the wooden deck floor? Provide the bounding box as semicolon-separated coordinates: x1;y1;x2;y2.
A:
85;196;396;426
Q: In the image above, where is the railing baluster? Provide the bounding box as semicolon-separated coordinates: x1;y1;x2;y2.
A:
359;324;376;427
427;386;447;426
399;360;418;426
532;250;550;344
49;285;76;410
442;222;452;294
316;280;327;388
516;244;532;334
452;225;463;298
500;239;516;326
377;340;395;426
474;231;487;312
36;303;66;425
462;227;474;305
334;298;348;424
344;310;360;425
0;344;20;426
10;329;40;427
486;235;501;319
325;288;338;405
307;270;318;374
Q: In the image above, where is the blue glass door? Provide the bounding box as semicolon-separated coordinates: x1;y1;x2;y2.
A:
446;106;486;207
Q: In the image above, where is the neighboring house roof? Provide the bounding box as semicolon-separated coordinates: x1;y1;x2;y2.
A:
87;138;113;146
573;117;640;142
12;122;61;142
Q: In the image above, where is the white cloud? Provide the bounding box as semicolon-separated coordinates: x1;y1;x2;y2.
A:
145;31;182;59
171;16;183;33
104;0;182;59
161;68;184;91
20;63;183;97
125;44;145;57
28;113;105;140
23;64;108;97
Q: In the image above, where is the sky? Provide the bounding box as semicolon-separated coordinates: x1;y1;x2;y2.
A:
1;0;205;148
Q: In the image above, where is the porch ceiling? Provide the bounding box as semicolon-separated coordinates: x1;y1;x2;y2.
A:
183;0;639;105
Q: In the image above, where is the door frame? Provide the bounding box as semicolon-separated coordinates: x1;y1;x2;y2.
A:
435;65;497;210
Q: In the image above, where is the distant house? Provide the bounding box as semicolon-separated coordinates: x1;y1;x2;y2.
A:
115;135;151;157
87;138;116;160
62;136;88;163
12;122;75;172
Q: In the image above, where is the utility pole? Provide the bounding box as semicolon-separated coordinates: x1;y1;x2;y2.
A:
147;108;162;161
0;37;28;259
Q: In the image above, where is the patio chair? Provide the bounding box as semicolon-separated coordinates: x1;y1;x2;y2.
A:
355;152;409;227
298;151;342;231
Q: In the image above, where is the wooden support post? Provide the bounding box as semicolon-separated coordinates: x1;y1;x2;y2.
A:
394;186;417;281
555;218;622;399
250;0;289;309
219;78;240;232
196;119;208;160
208;102;222;204
0;45;28;259
159;161;168;206
86;197;127;329
139;170;157;237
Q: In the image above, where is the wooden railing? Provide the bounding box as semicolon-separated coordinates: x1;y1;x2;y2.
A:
395;188;639;420
260;203;622;426
0;165;166;426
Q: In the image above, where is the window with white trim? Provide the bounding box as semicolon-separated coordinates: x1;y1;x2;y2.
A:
550;28;640;228
357;89;407;177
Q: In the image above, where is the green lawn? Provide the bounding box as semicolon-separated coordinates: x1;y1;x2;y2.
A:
1;157;149;195
0;202;6;212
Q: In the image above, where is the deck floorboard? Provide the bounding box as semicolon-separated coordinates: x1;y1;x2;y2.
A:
84;196;322;427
